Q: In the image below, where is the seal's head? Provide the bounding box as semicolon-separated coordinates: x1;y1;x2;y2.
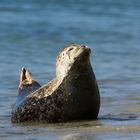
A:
56;44;91;80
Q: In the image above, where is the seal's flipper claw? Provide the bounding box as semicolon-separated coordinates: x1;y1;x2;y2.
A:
21;67;25;71
25;69;34;83
26;69;41;88
18;67;27;95
20;67;26;83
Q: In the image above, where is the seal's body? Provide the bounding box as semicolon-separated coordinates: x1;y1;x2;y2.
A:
11;44;100;123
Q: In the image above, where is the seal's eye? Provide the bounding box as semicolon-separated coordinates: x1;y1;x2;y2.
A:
68;48;74;52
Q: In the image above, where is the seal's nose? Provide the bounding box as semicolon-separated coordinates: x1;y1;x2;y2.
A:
83;45;91;54
81;45;87;49
86;47;91;52
81;45;90;51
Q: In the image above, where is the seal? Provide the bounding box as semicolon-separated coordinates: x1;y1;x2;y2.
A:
11;44;100;123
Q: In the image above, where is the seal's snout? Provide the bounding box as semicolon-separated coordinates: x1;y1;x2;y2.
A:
82;46;91;58
82;45;91;53
85;47;91;54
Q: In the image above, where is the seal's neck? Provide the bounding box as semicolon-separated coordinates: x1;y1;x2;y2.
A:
56;61;73;82
56;59;91;82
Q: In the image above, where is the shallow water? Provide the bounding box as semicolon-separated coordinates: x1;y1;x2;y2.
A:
0;0;140;140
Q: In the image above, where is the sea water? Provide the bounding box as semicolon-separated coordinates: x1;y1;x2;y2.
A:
0;0;140;139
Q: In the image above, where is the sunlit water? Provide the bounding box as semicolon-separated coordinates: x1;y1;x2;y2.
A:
0;0;140;140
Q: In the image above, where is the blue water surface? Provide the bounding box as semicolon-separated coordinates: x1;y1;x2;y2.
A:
0;0;140;140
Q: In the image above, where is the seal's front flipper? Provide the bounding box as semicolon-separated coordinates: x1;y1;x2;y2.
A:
18;67;41;97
